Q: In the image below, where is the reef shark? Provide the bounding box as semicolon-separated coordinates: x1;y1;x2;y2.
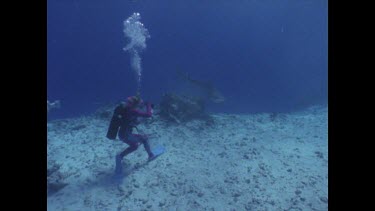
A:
176;70;225;103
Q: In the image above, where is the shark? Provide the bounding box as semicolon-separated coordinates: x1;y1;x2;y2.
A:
176;70;225;103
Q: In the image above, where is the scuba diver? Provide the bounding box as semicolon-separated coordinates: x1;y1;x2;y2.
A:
106;95;157;174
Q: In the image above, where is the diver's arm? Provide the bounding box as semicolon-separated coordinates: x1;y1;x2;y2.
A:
133;103;153;118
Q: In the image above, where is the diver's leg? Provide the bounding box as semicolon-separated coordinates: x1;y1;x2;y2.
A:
134;134;154;158
119;144;139;158
115;139;139;174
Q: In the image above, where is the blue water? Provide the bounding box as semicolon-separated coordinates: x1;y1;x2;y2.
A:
47;0;327;120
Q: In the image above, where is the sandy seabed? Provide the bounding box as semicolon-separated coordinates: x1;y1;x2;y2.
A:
47;105;328;211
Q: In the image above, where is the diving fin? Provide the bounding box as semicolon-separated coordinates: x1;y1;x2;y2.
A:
148;146;166;162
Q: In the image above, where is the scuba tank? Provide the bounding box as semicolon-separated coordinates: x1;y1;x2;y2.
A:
106;104;126;140
106;102;139;140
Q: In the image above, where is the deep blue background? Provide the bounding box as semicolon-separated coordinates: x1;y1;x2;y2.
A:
47;0;327;120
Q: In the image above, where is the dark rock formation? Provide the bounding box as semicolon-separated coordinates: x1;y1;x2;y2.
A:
47;160;68;195
158;93;213;124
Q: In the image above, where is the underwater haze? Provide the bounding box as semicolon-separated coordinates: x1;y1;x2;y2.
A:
47;0;327;120
47;1;328;210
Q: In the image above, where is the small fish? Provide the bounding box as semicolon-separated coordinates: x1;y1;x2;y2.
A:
47;100;61;113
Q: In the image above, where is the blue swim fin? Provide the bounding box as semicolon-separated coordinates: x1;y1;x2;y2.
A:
148;146;166;162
